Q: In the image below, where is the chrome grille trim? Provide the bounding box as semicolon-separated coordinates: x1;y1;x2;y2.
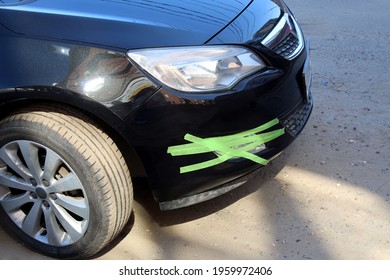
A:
262;13;304;60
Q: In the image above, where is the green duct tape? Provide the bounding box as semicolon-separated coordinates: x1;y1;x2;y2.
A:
167;118;285;173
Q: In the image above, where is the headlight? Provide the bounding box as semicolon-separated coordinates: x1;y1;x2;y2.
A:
127;46;265;92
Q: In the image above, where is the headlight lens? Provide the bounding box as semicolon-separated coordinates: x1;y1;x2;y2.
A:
127;46;265;92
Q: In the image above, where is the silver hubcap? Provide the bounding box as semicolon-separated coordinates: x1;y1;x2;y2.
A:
0;140;89;246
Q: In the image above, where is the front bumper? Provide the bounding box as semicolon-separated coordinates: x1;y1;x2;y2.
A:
117;39;313;209
159;92;313;210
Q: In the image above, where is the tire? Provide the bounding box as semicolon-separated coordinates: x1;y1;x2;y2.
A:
0;105;133;259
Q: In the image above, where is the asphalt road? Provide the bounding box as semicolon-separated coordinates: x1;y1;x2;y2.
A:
0;0;389;260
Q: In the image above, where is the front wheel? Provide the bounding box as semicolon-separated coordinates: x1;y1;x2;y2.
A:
0;105;133;259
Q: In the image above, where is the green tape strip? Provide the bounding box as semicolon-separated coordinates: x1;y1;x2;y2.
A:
167;118;285;174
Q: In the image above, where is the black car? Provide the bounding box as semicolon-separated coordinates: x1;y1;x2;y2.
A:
0;0;312;258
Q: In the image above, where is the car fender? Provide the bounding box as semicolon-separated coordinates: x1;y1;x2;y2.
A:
0;32;159;121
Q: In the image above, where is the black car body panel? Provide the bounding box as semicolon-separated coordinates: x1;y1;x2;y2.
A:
0;38;158;129
0;0;312;210
209;0;281;45
0;0;252;48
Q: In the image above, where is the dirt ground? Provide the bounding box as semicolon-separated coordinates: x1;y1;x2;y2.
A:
0;0;389;260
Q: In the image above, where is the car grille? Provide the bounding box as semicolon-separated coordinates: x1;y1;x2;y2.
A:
261;13;304;60
282;96;313;135
273;33;300;58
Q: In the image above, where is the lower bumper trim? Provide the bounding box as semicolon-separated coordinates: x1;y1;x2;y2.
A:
159;179;248;211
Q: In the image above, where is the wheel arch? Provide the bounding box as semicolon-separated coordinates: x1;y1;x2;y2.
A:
0;87;148;180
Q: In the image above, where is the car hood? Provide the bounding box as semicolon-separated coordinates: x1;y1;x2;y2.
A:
0;0;253;49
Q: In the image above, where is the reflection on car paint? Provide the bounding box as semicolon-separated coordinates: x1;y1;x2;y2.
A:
59;47;157;105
